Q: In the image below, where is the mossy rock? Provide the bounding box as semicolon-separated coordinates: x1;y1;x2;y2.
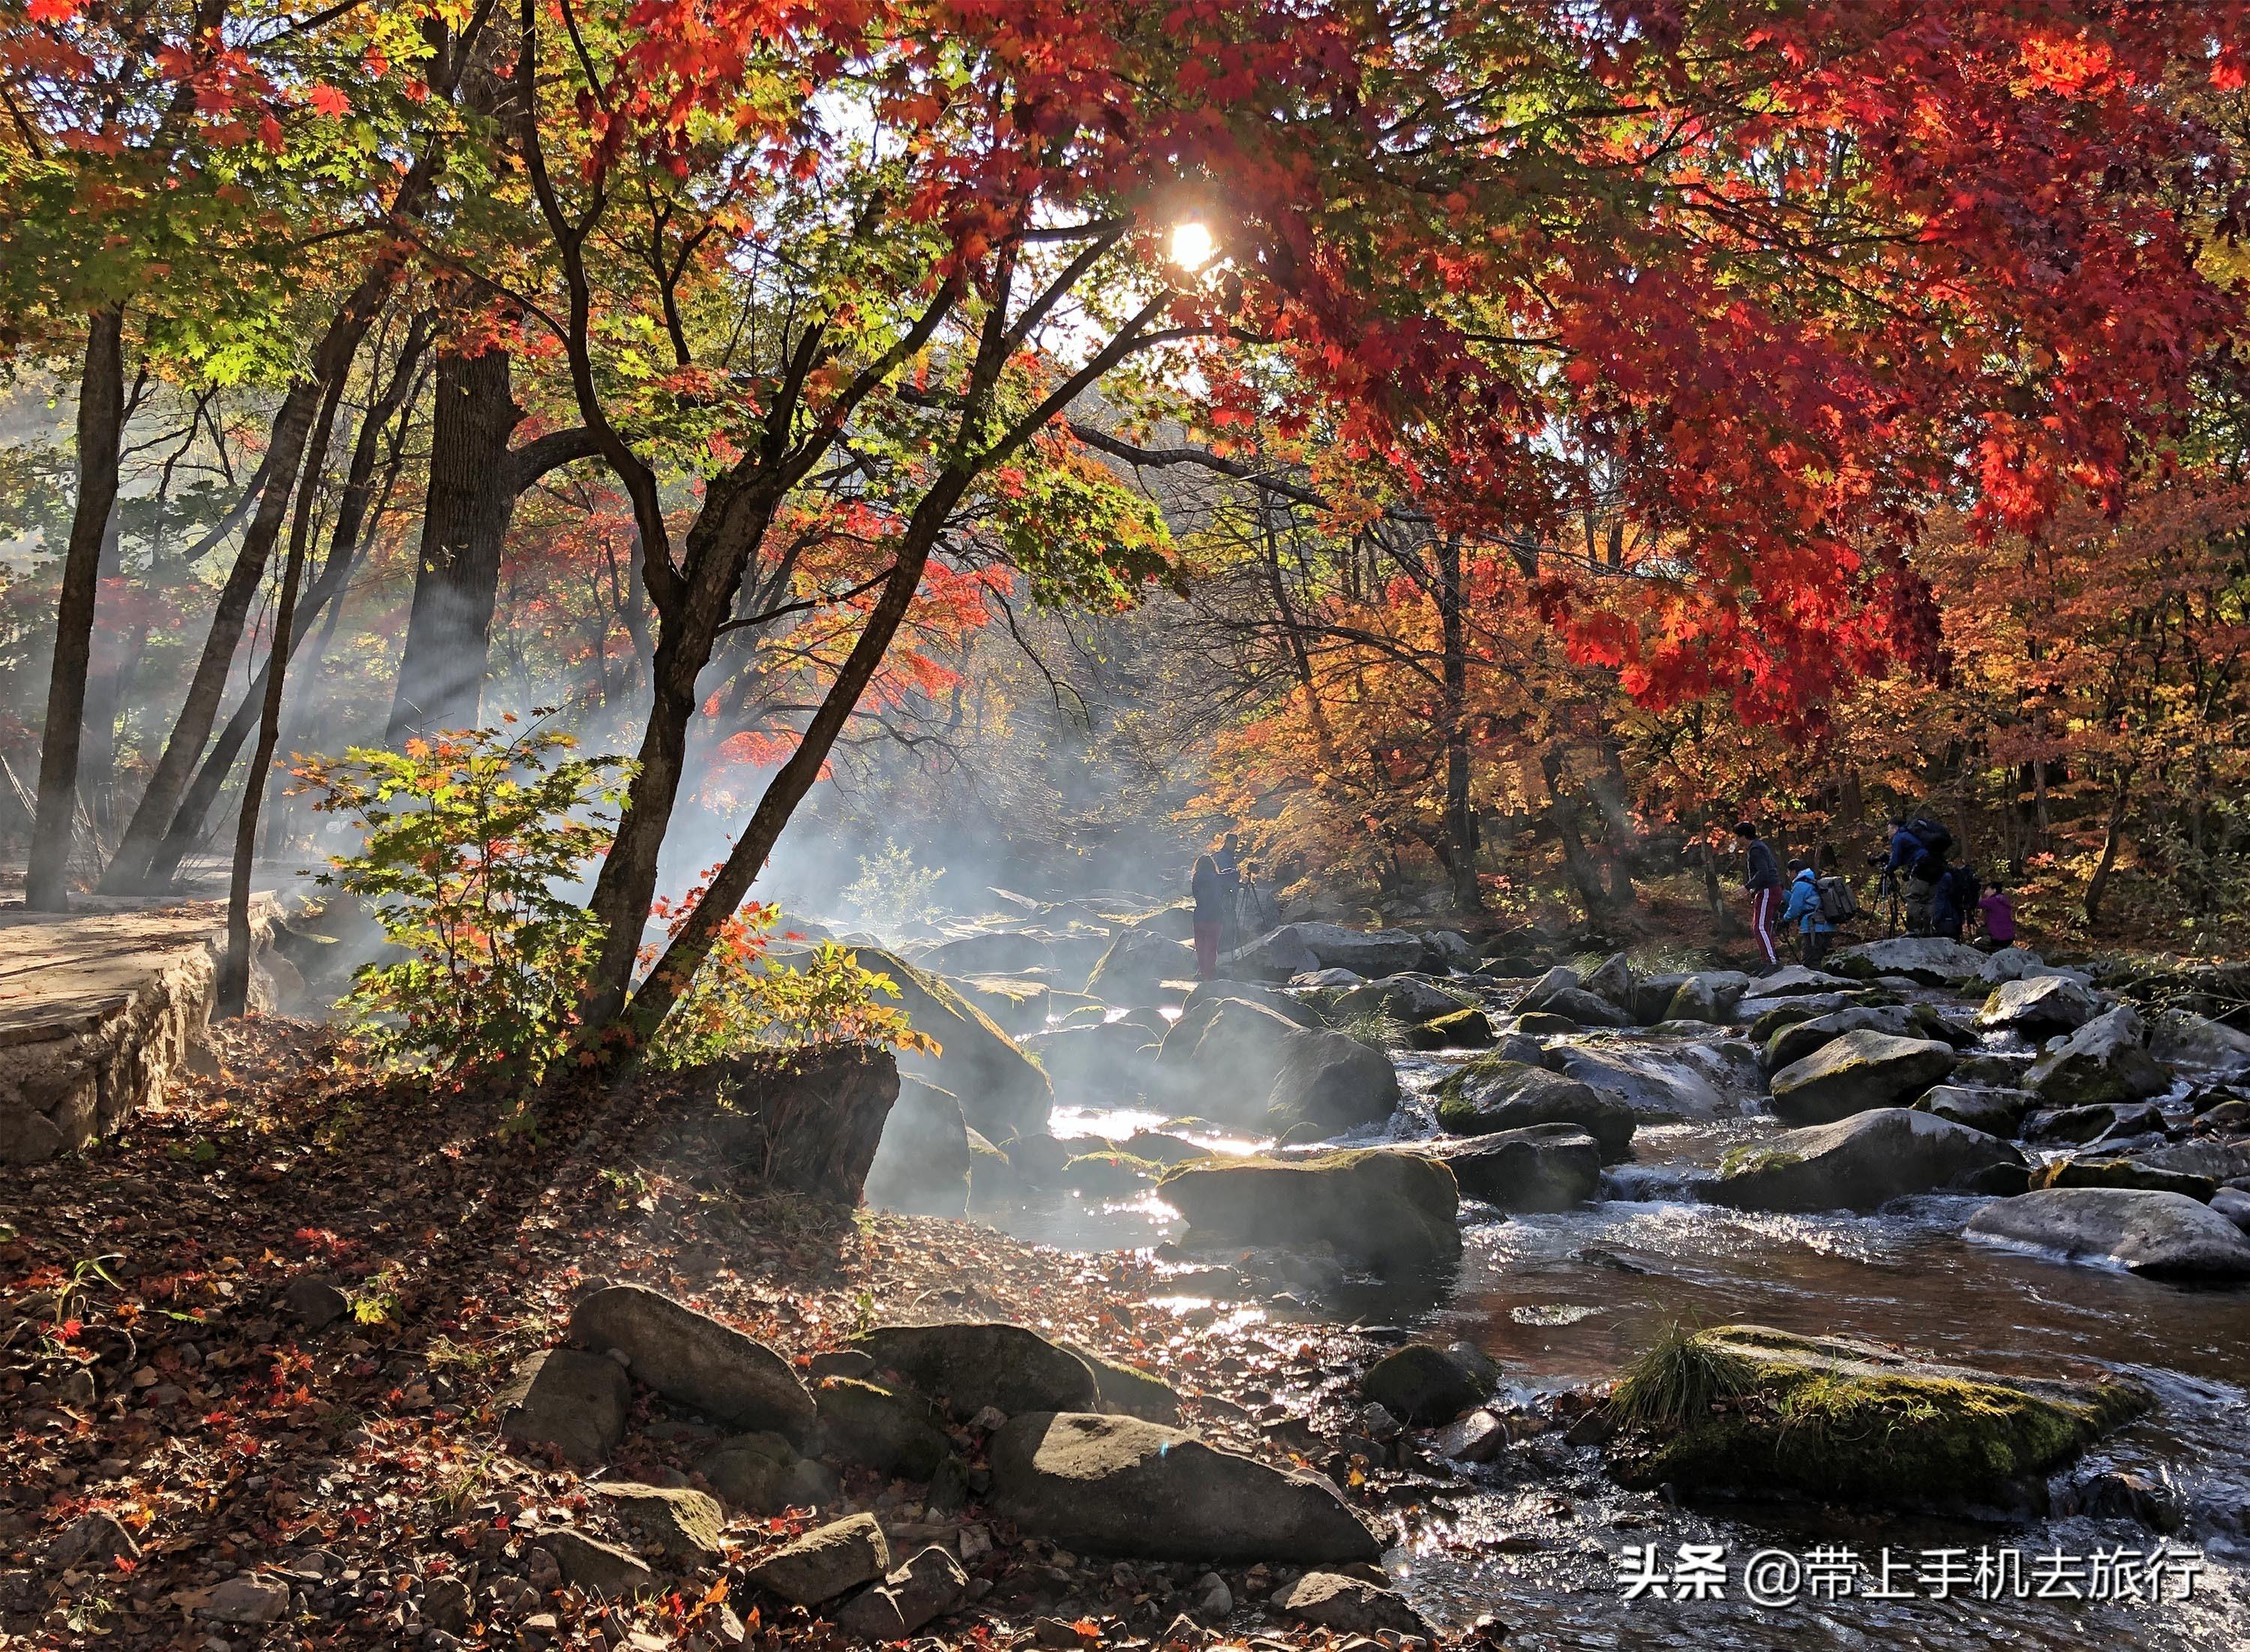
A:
856;947;1054;1140
1510;1011;1582;1036
1604;1324;2150;1516
1060;1150;1164;1195
1405;1007;1496;1050
1435;1057;1634;1159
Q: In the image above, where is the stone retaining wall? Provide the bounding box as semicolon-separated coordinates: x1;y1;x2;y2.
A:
1;898;285;1167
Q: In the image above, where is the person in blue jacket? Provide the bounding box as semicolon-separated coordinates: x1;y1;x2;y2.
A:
1779;856;1836;967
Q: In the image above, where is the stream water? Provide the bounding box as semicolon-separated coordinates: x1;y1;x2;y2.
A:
982;1015;2250;1651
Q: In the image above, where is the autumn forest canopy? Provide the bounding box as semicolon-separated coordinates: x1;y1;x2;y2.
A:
8;0;2250;1032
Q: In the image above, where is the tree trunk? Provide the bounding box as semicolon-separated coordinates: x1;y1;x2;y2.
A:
98;377;325;892
218;371;346;1015
148;325;434;883
1434;530;1480;913
2082;771;2134;927
25;307;127;911
385;349;524;742
1540;748;1612;922
1588;738;1640;910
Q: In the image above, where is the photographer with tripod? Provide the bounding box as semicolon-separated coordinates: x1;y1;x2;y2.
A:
1876;813;1952;936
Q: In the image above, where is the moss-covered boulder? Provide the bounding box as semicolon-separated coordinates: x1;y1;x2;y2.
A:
1827;936;1990;985
856;948;1054;1141
1414;1123;1600;1211
1762;1003;1965;1074
1435;1056;1634;1159
1156;1149;1461;1270
1978;974;2102;1036
1767;1030;1957;1125
1604;1324;2150;1515
1405;1006;1496;1050
952;973;1052;1035
1708;1108;2025;1213
1912;1084;2033;1138
1059;1149;1163;1195
2024;1006;2172;1108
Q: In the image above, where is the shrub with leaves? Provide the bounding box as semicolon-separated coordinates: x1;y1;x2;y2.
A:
839;837;944;938
640;897;940;1071
296;718;632;1090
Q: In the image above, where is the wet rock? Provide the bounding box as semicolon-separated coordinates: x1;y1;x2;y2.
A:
1413;1124;1600;1211
2070;1469;2186;1534
1666;971;1754;1024
2022;1099;2163;1147
989;1411;1381;1562
202;1574;291;1624
1156;998;1400;1135
2210;1186;2250;1232
1435;1056;1634;1159
1762;1003;1964;1074
1768;1031;1957;1126
1511;1010;1585;1036
814;1377;952;1479
1362;1344;1490;1425
746;1514;890;1605
1742;994;1858;1042
833;1545;968;1641
282;1274;350;1330
1966;1187;2250;1278
1630;973;1690;1024
1747;964;1857;998
572;1285;815;1440
1828;936;1990;986
1979;975;2103;1036
2029;1158;2216;1201
1952;1051;2036;1087
1276;1573;1434;1637
1552;1045;1729;1122
47;1510;140;1570
1059;1148;1163;1195
541;1529;656;1596
1158;1150;1460;1270
701;1432;841;1513
1605;1324;2150;1514
854;1322;1101;1417
1912;1084;2033;1138
1117;1129;1208;1165
497;1348;632;1467
1024;1022;1165;1100
1406;1006;1496;1048
1288;924;1429;977
1334;973;1467;1024
864;1080;973;1219
855;948;1055;1139
592;1483;724;1564
2132;1138;2250;1183
2150;1012;2250;1081
1086;929;1199;1001
1226;928;1325;979
1180;979;1323;1029
1433;1410;1508;1464
1709;1108;2025;1213
2024;1006;2171;1108
1003;1130;1073;1186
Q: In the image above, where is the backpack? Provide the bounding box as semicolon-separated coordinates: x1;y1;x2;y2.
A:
1816;875;1860;923
1946;865;1982;907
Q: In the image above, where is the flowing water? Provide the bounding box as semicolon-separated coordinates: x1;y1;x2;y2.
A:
978;1016;2250;1651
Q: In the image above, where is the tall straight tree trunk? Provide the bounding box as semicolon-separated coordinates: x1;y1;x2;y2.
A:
26;307;128;911
148;325;433;882
98;378;323;892
218;373;346;1013
386;349;524;743
1434;530;1480;913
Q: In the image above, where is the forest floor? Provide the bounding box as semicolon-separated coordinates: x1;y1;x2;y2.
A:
0;1018;1498;1652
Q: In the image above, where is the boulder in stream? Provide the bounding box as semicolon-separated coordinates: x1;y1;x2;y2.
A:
1156;997;1399;1135
1581;952;1635;1011
1180;979;1322;1029
1333;973;1468;1025
1404;1006;1496;1049
1978;974;2103;1036
855;948;1055;1141
1762;1003;1964;1074
1966;1186;2250;1278
1287;923;1429;976
1604;1324;2150;1516
1744;964;1856;998
1827;935;1990;985
1550;1045;1731;1122
569;1285;816;1440
2024;1006;2172;1108
2028;1157;2217;1201
1767;1030;1957;1125
1435;1056;1635;1158
2150;1012;2250;1081
1021;1021;1163;1099
1224;926;1324;979
1360;1343;1492;1425
1708;1108;2025;1213
1912;1084;2033;1138
1157;1148;1461;1270
1413;1123;1600;1210
989;1411;1380;1562
1084;931;1198;1001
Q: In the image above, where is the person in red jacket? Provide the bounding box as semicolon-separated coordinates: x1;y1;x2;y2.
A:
1736;820;1782;966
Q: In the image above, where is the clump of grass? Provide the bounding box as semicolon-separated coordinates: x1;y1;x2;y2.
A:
1333;1008;1406;1051
1718;1144;1805;1177
1610;1322;1758;1434
1628;941;1712;976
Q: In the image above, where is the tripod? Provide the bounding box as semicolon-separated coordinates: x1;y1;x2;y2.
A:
1878;868;1902;938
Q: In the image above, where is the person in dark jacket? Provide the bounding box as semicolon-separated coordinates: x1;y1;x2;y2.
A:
1779;856;1836;967
1736;820;1782;965
1214;833;1244;956
1190;853;1226;980
1886;815;1940;935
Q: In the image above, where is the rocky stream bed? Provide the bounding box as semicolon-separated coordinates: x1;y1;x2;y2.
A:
5;907;2250;1651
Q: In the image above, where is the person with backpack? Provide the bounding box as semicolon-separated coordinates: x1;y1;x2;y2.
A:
1779;856;1838;966
1736;820;1783;966
1885;813;1952;935
1190;852;1227;979
1932;862;1982;942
